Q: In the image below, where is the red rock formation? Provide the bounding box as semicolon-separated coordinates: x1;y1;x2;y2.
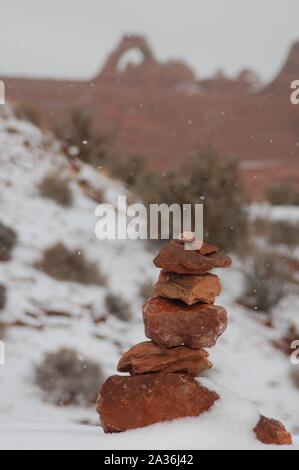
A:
2;36;299;200
254;416;293;446
155;271;222;305
143;296;228;349
263;41;299;96
97;374;219;433
118;341;212;375
154;240;232;275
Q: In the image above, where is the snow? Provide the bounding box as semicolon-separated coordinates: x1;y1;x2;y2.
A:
250;203;299;223
1;377;298;450
0;106;298;449
1;421;295;451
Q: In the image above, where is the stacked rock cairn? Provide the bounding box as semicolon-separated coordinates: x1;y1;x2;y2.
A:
97;237;292;446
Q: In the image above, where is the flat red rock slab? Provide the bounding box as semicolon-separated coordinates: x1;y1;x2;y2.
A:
154;240;232;275
97;373;219;433
143;296;228;349
254;416;293;446
155;271;221;305
118;341;212;375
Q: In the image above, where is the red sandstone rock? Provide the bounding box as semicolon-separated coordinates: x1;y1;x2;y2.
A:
254;416;293;446
198;243;219;256
143;296;228;349
117;341;212;375
177;235;218;255
177;237;218;256
97;373;219;433
154;241;232;275
155;270;221;305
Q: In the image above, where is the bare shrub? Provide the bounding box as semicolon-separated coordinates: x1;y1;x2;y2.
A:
286;255;299;273
0;222;17;261
35;242;106;286
134;149;248;251
0;324;5;340
253;217;271;238
267;184;299;206
268;220;299;247
35;348;104;406
0;285;7;311
56;110;145;188
273;325;299;356
14;105;41;127
253;218;298;247
139;280;154;301
107;154;145;188
290;367;299;389
55;110;108;167
38;174;73;207
238;249;291;312
105;293;132;322
78;179;105;204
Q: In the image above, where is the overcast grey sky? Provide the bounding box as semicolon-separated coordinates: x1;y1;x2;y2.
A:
1;0;298;83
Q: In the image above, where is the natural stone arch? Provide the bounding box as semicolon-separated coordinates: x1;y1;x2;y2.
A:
100;35;156;78
117;48;145;72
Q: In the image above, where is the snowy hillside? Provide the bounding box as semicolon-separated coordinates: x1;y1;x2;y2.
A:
0;106;155;425
0;106;298;448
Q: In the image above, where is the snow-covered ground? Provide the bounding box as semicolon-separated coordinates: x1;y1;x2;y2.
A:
0;106;298;449
1;422;297;451
250;203;299;223
1;379;298;450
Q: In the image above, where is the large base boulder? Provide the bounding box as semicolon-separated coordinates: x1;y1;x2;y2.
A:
143;296;228;349
118;341;212;375
97;373;219;433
